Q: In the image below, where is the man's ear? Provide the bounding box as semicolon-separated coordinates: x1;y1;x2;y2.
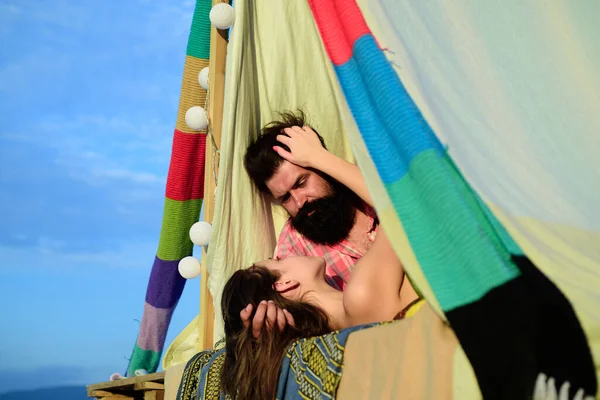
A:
273;279;300;294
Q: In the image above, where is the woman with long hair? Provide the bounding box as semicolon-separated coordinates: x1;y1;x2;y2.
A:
220;126;420;400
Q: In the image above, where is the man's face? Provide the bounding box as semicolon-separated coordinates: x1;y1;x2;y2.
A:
265;160;358;246
265;160;332;217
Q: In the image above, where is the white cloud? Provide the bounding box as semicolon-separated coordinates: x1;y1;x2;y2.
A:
40;114;172;154
0;238;158;272
0;0;192;111
133;1;195;52
0;3;21;15
10;233;27;241
0;45;71;93
28;1;88;31
0;3;22;36
0;0;194;269
37;236;67;254
53;152;166;188
0;1;200;383
91;168;163;184
3;113;171;188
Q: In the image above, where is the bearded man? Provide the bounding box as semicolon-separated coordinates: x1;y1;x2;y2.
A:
244;111;379;291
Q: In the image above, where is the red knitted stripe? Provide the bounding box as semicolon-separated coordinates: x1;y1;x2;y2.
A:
308;0;351;65
165;130;206;201
308;0;371;66
335;0;371;50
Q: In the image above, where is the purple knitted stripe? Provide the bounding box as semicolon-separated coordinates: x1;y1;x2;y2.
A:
146;256;187;309
138;302;174;352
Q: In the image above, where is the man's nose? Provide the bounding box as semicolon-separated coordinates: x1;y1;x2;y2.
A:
291;191;306;210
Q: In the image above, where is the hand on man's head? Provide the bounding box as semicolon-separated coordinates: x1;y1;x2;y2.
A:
273;126;326;169
240;300;296;339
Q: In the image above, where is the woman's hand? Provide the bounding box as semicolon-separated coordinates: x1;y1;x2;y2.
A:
274;126;327;169
240;301;296;338
275;124;374;207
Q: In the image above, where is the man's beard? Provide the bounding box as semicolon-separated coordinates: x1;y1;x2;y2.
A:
290;182;362;246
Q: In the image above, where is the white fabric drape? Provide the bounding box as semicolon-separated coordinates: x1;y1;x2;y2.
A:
205;0;355;341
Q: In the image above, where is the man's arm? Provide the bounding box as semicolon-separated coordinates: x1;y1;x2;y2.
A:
274;126;373;207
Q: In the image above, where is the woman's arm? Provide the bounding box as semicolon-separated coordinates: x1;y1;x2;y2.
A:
274;126;373;207
342;227;405;325
312;150;374;208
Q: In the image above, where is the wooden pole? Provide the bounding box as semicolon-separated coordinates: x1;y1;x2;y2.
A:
198;0;228;351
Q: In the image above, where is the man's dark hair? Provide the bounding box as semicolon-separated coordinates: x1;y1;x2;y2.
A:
244;110;326;194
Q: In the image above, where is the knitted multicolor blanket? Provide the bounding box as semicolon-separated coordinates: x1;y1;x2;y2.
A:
307;0;597;398
126;0;212;376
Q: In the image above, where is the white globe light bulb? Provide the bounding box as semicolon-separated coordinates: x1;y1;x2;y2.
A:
185;106;208;131
209;3;235;30
189;221;212;246
198;67;209;90
178;256;201;279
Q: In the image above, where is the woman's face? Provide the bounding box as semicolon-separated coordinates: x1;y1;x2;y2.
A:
254;256;326;299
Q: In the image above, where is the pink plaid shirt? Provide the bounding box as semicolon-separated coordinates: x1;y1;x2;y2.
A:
274;207;378;291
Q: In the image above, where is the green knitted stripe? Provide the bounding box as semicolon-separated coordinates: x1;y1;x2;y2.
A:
385;150;520;311
157;198;203;261
444;154;524;256
186;0;212;60
127;344;161;376
440;153;518;258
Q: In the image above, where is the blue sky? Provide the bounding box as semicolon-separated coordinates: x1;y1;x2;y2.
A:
0;0;201;393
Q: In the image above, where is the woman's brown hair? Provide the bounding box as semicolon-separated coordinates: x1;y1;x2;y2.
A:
220;266;331;400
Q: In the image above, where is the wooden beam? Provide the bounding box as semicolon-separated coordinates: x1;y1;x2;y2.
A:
87;372;165;395
88;391;133;399
133;382;164;391
144;391;165;400
198;0;228;351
